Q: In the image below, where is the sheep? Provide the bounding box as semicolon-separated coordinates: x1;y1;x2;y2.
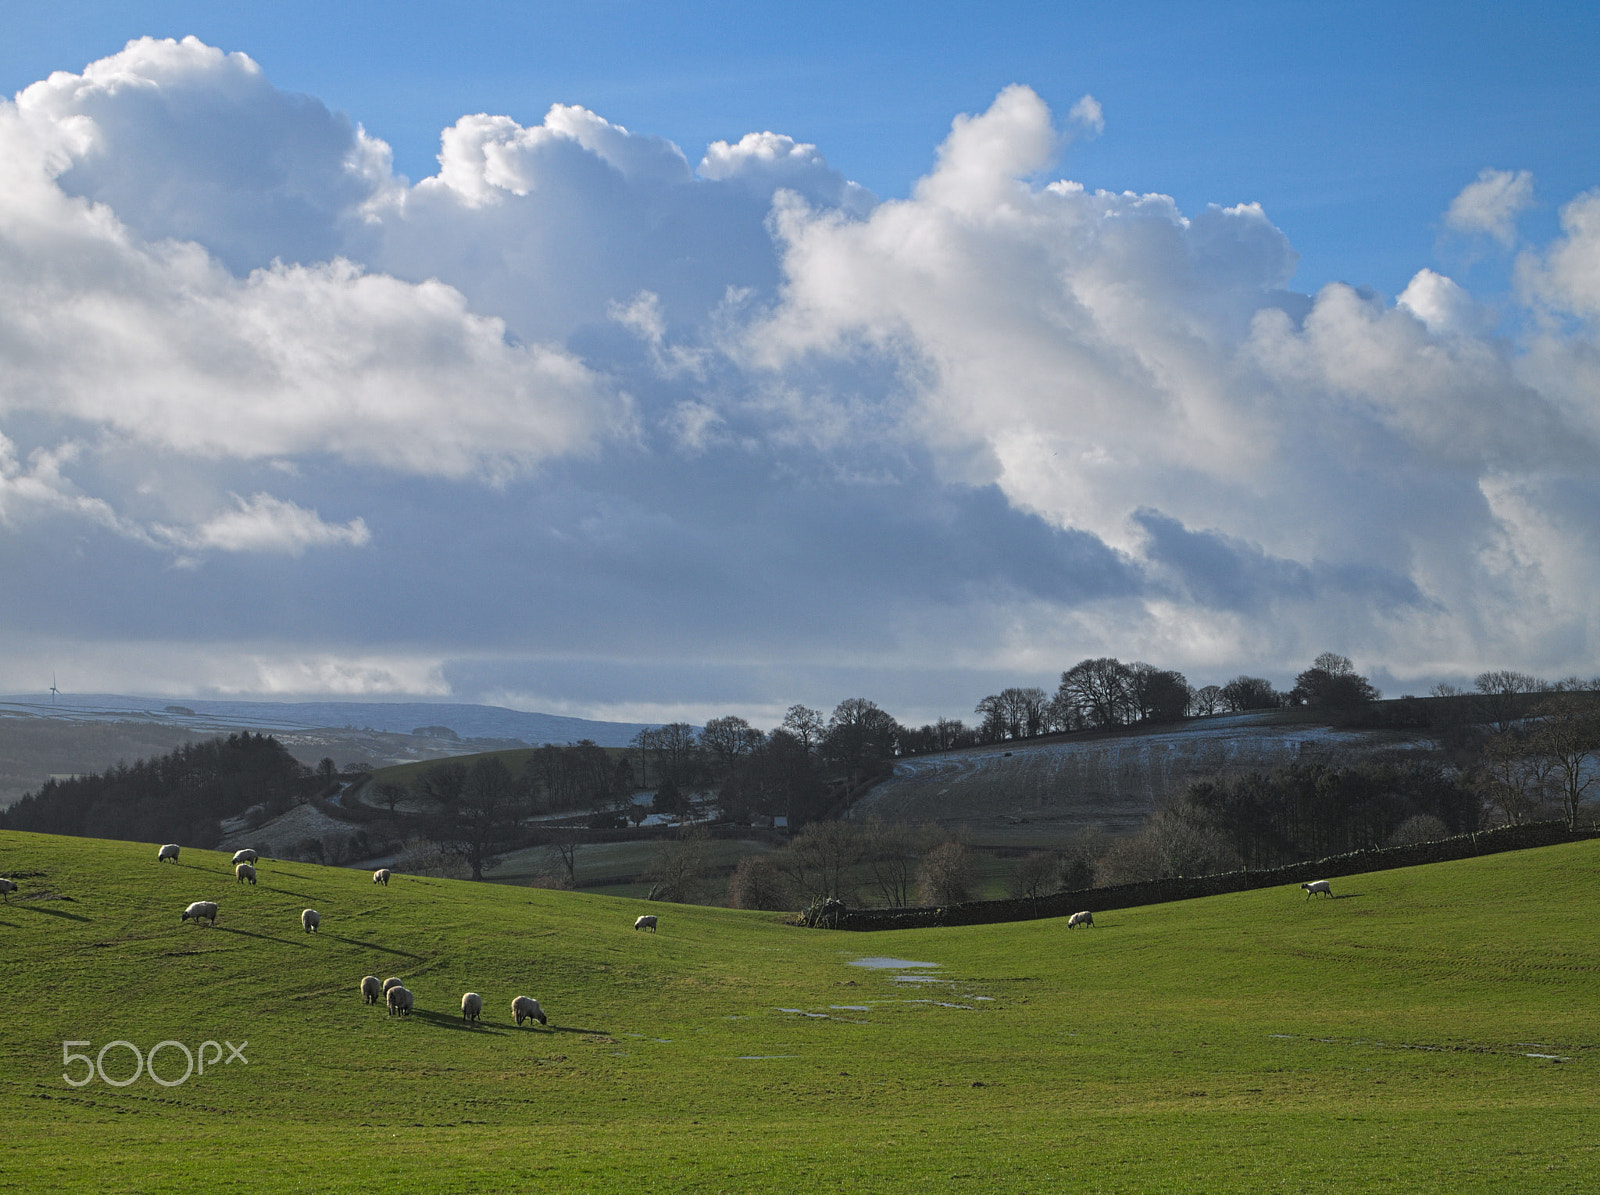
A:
1301;880;1333;901
158;843;180;864
301;908;320;933
1067;910;1094;929
180;900;218;926
633;914;658;933
511;996;547;1026
0;878;17;901
231;849;258;866
373;868;391;887
360;975;382;1004
381;977;403;994
386;985;413;1017
461;992;483;1023
235;863;257;885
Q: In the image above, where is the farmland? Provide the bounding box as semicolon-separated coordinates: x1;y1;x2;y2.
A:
851;710;1434;846
1;828;1595;1192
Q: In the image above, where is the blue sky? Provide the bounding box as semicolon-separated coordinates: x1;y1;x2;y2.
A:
0;3;1597;726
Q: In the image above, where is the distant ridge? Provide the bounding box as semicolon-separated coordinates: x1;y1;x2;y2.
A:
0;693;663;748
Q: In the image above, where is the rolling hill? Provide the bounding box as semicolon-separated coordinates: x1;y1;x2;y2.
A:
851;709;1437;846
1;828;1593;1192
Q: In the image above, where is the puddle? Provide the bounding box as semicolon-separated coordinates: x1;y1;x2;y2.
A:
777;1008;831;1019
1268;1034;1294;1039
891;974;946;984
1524;1053;1569;1062
830;1005;871;1011
851;958;939;970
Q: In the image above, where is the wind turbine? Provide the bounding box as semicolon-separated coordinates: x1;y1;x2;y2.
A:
49;673;59;705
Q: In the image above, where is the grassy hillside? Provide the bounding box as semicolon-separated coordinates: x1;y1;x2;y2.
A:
853;710;1436;846
1;830;1595;1192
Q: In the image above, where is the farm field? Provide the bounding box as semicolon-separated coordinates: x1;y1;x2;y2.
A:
1;829;1596;1193
852;710;1434;846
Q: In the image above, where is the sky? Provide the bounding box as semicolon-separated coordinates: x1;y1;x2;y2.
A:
0;2;1598;728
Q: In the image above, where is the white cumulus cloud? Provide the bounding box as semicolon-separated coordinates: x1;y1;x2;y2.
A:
1444;167;1534;246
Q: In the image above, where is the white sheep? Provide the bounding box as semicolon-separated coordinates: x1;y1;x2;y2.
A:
387;985;413;1017
461;992;483;1022
301;908;320;933
373;868;391;886
1301;880;1333;901
231;849;258;866
181;900;218;926
634;914;657;933
361;975;382;1004
511;995;547;1026
158;843;180;864
0;878;17;901
381;976;403;994
1067;910;1094;929
235;863;257;885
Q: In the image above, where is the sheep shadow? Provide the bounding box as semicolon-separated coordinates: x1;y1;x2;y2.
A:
1330;892;1364;900
327;934;421;958
410;1009;511;1035
213;926;311;946
20;904;91;922
548;1025;609;1037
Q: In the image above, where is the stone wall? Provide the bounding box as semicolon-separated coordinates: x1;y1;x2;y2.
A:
829;819;1596;931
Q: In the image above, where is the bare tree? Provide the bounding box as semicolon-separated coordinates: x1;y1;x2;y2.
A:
646;825;712;903
860;819;921;907
1057;658;1133;729
781;705;826;752
1531;696;1600;830
727;853;793;911
916;840;980;904
783;820;866;903
1007;850;1061;900
423;757;528;881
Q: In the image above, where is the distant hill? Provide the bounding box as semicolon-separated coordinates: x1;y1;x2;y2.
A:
0;693;661;746
0;694;667;807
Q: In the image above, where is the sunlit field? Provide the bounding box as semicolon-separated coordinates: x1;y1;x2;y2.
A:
2;830;1595;1192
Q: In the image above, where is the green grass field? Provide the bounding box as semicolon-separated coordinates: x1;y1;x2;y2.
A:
2;829;1596;1193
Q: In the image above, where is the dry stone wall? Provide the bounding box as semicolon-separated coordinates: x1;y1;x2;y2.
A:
829;820;1596;931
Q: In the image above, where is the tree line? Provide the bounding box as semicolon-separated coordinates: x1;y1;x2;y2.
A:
0;733;321;848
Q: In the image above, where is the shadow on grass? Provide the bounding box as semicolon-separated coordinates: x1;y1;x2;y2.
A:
19;903;91;922
1330;893;1364;900
214;926;309;946
548;1024;609;1036
327;934;421;958
409;1009;510;1035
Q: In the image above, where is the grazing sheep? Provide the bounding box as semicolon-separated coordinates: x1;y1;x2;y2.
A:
301;908;320;933
360;975;382;1004
0;878;17;901
158;843;180;864
235;863;257;885
1067;910;1094;929
231;849;258;866
461;992;483;1022
382;977;403;994
633;914;658;933
181;900;218;926
386;985;413;1017
1301;880;1333;901
373;868;391;886
511;995;547;1026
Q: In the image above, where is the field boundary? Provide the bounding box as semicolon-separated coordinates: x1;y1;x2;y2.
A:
827;819;1598;930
